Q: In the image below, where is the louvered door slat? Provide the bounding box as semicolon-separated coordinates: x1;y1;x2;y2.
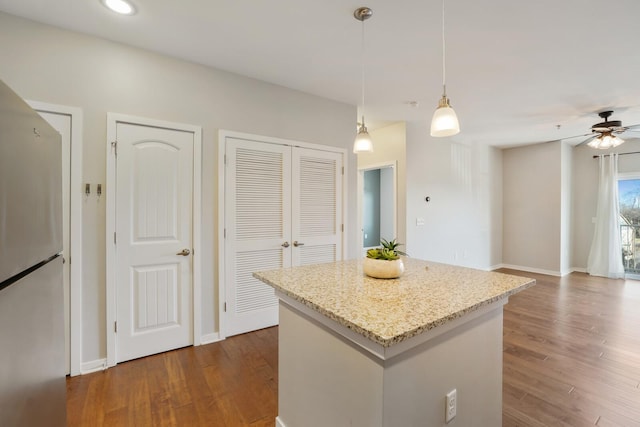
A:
235;148;284;240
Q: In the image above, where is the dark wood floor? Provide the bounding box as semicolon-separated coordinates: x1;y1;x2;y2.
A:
67;271;640;426
67;328;278;426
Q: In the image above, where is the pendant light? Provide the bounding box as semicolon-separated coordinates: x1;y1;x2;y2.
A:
353;7;374;153
430;0;460;137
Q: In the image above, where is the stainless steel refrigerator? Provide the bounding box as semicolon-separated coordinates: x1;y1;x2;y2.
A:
0;80;67;426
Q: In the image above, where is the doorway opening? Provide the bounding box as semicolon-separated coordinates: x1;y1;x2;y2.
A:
29;101;83;376
358;162;397;256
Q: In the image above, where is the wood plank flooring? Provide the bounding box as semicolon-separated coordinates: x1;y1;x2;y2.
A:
67;271;640;426
67;327;278;426
500;270;640;427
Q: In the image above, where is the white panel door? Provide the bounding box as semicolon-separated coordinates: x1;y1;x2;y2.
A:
292;148;343;266
224;138;291;337
115;123;194;363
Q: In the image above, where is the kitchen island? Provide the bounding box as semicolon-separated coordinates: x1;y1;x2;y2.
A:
254;258;535;427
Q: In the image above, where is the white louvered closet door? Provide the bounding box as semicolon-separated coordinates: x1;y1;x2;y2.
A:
292;148;343;266
224;138;292;336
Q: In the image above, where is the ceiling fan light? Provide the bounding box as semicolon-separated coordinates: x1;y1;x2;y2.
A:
587;133;625;149
612;135;625;147
430;97;460;137
590;136;611;149
354;124;374;153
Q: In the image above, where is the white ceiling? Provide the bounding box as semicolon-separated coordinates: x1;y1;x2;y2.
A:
1;0;640;147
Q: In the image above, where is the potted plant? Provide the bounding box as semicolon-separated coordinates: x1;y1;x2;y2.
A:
363;238;407;279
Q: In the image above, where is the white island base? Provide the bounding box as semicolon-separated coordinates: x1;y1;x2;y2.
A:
276;295;505;427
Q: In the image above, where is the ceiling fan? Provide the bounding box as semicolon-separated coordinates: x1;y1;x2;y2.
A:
565;111;640;149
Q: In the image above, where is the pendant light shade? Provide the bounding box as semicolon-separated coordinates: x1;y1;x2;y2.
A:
431;95;460;137
353;7;374;153
354;121;374;153
430;0;460;137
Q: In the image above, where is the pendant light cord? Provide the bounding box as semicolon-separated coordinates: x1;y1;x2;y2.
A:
361;18;366;124
441;0;447;97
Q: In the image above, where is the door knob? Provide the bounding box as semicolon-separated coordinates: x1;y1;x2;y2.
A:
176;248;191;256
281;242;290;248
293;241;304;247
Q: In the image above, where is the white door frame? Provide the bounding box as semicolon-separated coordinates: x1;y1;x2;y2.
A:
217;130;347;340
28;100;83;377
357;161;398;256
106;113;202;367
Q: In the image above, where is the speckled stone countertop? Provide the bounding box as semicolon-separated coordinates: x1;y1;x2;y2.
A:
254;258;535;348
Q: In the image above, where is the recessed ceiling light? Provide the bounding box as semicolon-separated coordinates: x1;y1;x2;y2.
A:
101;0;136;15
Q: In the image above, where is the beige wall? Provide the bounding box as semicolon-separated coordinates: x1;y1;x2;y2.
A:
503;138;640;274
502;142;563;274
0;12;356;366
358;122;407;247
560;141;572;274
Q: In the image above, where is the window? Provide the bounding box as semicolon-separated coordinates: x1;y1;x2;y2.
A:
618;176;640;275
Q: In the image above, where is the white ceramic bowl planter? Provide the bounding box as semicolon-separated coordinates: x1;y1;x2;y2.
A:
363;257;405;279
364;239;407;279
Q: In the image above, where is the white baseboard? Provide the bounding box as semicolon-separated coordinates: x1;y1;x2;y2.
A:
80;334;223;375
275;416;286;427
81;358;108;374
498;264;562;277
200;332;223;345
495;264;587;277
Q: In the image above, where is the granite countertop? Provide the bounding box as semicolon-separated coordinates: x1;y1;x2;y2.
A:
253;258;535;348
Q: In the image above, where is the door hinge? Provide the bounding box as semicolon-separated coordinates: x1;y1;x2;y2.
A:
113;232;117;244
341;224;344;232
224;302;227;312
224;228;226;238
342;166;344;175
224;154;227;166
114;321;117;333
111;140;118;157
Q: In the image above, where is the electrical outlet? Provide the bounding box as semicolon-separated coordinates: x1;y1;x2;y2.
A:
445;389;457;423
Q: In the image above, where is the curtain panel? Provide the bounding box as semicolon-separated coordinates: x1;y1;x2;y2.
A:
587;154;625;279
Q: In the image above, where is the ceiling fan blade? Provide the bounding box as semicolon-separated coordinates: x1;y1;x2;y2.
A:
623;123;640;131
576;135;598;147
561;133;593;140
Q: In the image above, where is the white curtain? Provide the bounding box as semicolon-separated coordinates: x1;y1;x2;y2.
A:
587;154;625;279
